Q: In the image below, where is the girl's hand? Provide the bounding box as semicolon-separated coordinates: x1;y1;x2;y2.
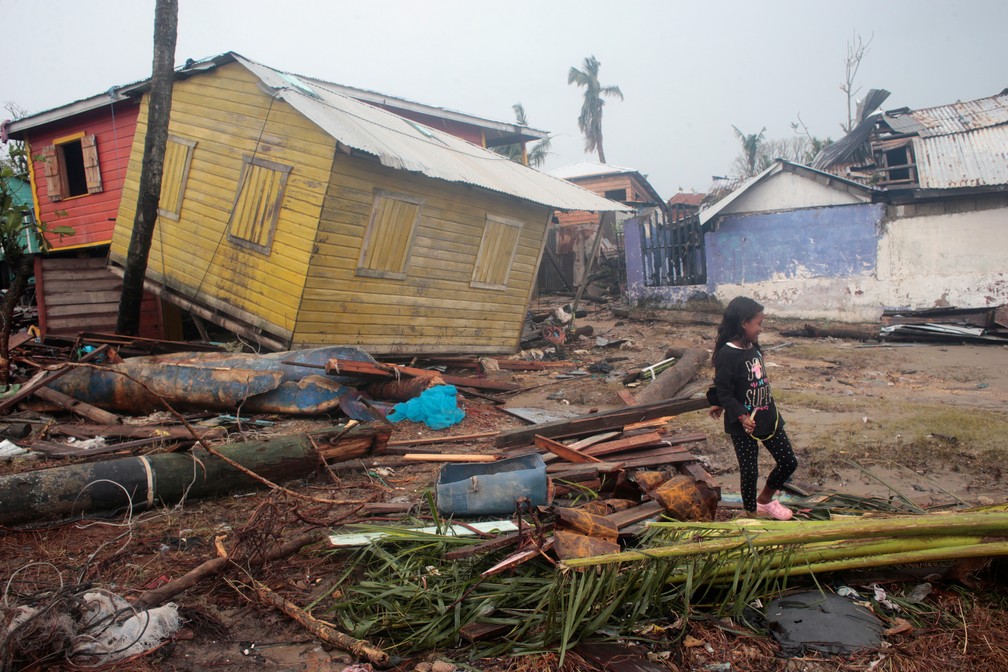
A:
739;414;756;433
708;405;723;420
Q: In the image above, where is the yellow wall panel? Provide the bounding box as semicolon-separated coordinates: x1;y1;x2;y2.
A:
295;150;549;353
112;60;337;340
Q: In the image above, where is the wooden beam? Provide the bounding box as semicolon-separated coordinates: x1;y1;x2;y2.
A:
534;434;602;464
494;396;709;448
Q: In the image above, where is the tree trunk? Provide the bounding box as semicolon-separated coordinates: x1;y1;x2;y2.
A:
116;0;178;336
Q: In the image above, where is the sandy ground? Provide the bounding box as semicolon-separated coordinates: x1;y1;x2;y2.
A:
511;301;1008;509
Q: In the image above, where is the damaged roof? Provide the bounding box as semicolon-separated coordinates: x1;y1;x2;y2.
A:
882;90;1008;189
234;54;628;213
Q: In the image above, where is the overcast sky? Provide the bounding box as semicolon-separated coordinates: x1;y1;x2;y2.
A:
3;0;1005;198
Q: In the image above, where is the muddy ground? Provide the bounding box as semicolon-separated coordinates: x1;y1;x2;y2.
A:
1;300;1006;671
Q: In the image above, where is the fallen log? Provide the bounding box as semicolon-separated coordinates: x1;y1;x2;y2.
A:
250;579;389;665
634;348;706;405
779;323;880;341
0;425;386;526
136;528;331;609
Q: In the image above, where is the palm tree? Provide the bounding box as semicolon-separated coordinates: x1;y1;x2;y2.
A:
568;55;623;163
492;103;552;168
732;125;768;178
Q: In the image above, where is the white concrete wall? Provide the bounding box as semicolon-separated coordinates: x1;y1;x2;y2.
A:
720;171;867;216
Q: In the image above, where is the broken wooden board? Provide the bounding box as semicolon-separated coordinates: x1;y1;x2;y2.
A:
325;357;519;392
534;434;602;464
495;397;709;447
581;432;665;458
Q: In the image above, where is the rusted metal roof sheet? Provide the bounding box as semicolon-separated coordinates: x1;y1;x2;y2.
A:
885;92;1008;137
235;55;628;213
913;126;1008;189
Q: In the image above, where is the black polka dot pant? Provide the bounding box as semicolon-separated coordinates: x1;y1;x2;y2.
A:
730;429;798;513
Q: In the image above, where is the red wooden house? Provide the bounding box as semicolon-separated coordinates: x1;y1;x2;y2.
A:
4;90;168;338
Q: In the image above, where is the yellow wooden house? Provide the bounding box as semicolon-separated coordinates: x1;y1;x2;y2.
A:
109;53;625;354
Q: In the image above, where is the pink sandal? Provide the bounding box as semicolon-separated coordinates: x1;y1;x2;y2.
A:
756;499;793;521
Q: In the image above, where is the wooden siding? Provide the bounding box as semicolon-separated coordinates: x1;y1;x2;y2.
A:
26;102;139;249
34;255;163;338
294;151;550;354
109;62;335;343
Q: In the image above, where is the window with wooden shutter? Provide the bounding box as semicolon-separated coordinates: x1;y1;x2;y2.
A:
41;133;102;200
158;136;196;221
470;214;522;290
226;155;291;255
356;191;422;280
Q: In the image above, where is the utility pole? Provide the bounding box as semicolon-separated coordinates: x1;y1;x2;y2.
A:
116;0;178;335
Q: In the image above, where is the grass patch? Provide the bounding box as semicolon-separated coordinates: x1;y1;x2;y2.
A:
776;389;867;413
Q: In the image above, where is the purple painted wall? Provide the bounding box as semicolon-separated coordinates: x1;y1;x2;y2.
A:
625;202;886;304
707;203;884;283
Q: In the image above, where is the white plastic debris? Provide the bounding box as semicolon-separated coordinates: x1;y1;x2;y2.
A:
71;591;182;664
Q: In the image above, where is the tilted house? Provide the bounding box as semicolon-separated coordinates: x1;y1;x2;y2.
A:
109;53;625;353
625;90;1008;321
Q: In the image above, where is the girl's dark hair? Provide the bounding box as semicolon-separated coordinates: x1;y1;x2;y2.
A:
712;296;764;365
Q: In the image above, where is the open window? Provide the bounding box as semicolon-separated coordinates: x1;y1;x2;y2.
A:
356;191;422;280
158;136;196;221
39;133;103;201
226;155;291;254
873;137;918;187
471;214;522;290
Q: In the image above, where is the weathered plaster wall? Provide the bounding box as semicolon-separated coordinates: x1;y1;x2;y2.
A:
719;170;867;215
706;204;881;284
881;204;1008;310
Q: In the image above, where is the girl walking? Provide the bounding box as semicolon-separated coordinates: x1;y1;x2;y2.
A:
708;296;797;520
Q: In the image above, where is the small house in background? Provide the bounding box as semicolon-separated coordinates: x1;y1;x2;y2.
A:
666;191;704;222
109;52;625;354
542;161;665;293
3;90;167;339
625;89;1008;321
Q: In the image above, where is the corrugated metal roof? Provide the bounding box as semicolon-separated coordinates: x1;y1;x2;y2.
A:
913;126;1008;189
884;92;1008;137
297;76;549;144
548;161;639;179
235;55;628;213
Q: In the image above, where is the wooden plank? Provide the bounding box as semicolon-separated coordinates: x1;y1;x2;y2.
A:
582;432;665;458
546;461;624;477
0;345;110;413
617;389;638;406
605;500;665;530
401;453;500;463
534;434;602;464
325;357;519;392
387;431;498;447
617;449;698;470
32;386;121;425
568;431;621;450
495;397;709;448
